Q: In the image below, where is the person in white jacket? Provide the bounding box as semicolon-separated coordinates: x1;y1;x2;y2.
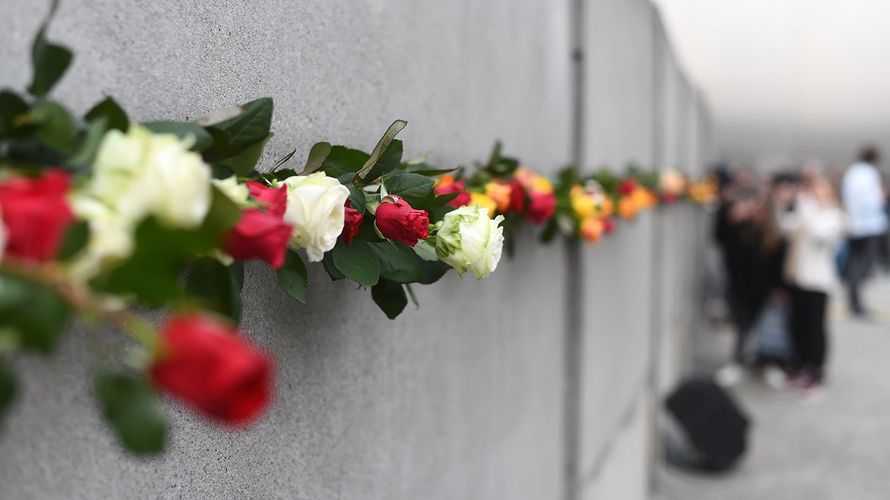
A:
776;175;846;394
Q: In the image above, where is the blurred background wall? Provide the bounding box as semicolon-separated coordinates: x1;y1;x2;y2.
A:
0;1;713;499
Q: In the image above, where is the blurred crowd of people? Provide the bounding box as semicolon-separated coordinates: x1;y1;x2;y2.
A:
711;147;889;398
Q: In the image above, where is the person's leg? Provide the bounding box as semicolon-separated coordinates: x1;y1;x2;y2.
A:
809;291;829;383
787;286;806;375
846;238;868;314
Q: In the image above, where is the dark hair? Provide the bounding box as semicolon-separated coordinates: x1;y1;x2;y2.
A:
860;146;880;164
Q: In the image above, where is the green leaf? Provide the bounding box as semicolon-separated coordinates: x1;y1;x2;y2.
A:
322;251;345;281
0;360;17;422
418;260;451;285
0;90;28;137
371;279;408;319
277;251;308;303
322;146;370;178
95;188;239;306
357;213;384;242
272;148;297;171
57;220;90;260
264;168;297;182
428;204;456;224
199;185;243;240
142;121;213;151
67;115;108;166
356;119;407;181
28;17;73;97
29;101;77;153
540;218;559;244
401;163;457;176
220;132;272;176
359;139;403;184
207;97;273;157
300;142;331;175
185;259;243;323
371;242;426;283
337;173;367;214
331;240;379;287
95;372;167;455
383;172;435;207
85;97;128;132
0;273;71;354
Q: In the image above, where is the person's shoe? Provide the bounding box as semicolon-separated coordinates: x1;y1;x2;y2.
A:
764;366;788;391
715;363;745;387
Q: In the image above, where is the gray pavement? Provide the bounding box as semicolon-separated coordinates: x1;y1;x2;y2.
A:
656;277;890;500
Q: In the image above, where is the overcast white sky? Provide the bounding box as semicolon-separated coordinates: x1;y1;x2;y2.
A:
653;0;890;167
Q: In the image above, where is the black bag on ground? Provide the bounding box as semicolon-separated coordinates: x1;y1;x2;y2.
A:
665;377;750;472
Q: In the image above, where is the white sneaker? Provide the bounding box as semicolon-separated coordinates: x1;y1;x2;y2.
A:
715;363;744;387
764;366;788;391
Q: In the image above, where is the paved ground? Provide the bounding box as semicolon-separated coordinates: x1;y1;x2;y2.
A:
656;277;890;500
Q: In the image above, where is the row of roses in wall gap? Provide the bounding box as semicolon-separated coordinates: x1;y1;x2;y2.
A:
0;3;719;455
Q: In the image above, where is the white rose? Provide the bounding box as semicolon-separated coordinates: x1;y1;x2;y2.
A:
434;205;504;279
275;172;350;262
90;125;211;228
67;195;136;281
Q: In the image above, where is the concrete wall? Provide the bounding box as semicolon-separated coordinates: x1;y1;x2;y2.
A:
576;1;656;499
0;1;712;499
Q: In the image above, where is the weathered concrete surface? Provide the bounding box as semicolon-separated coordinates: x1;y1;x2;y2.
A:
657;278;890;500
578;2;657;499
0;1;572;499
0;1;714;499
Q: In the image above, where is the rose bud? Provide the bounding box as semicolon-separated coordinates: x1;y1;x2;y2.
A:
661;192;680;204
618;196;638;220
525;190;557;224
150;314;274;426
341;200;364;246
602;217;616;235
246;181;287;216
375;195;429;247
580;217;604;243
0;169;74;262
509;178;527;213
434;176;471;208
223;183;292;269
618;179;638;196
484;181;513;213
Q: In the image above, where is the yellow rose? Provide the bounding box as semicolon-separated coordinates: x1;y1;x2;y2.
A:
469;192;498;218
570;185;596;220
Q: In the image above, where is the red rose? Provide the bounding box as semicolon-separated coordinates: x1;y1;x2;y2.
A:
602;217;616;235
526;190;556;224
618;179;637;196
341;200;364;245
509;178;526;213
150;314;274;426
374;195;429;247
0;169;74;262
223;183;291;268
434;179;471;208
661;192;679;204
245;181;286;216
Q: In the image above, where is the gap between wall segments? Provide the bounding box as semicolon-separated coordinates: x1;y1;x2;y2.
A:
563;0;585;498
